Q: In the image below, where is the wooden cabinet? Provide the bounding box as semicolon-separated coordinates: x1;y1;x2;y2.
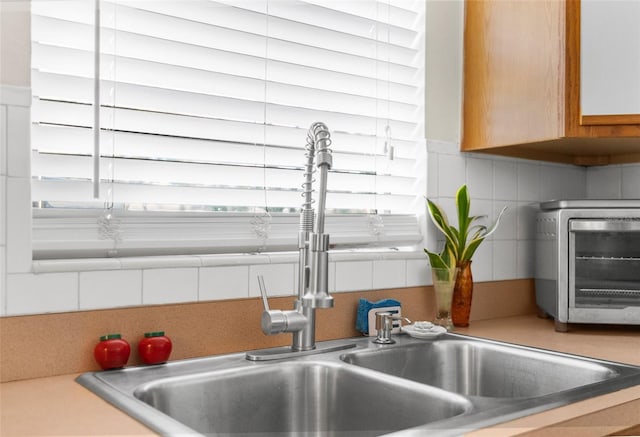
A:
461;0;640;166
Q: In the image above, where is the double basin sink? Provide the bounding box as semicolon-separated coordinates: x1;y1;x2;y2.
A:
77;333;640;436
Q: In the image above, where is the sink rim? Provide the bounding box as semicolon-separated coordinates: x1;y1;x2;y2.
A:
76;334;640;437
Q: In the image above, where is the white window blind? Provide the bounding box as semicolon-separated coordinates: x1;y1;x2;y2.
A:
31;0;426;259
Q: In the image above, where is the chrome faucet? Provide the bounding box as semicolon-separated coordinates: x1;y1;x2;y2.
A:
247;122;349;361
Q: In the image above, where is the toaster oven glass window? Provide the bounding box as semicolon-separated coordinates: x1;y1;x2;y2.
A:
572;220;640;309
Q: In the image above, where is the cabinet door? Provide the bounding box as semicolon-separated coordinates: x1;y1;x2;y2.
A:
580;0;640;124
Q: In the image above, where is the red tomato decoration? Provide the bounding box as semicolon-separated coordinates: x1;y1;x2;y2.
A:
138;331;172;365
94;334;130;370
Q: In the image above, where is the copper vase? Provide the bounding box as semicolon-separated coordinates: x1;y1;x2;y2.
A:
451;261;473;327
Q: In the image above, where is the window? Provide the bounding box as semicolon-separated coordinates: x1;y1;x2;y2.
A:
31;0;425;259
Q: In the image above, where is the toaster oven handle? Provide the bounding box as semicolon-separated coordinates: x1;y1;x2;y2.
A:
570;219;640;232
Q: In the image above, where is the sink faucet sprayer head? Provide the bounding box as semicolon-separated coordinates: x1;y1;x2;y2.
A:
301;122;333;309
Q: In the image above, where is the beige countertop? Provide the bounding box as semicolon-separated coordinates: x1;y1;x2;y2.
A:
1;314;639;437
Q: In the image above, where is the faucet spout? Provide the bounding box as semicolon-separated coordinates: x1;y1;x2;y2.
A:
301;122;333;310
249;122;335;357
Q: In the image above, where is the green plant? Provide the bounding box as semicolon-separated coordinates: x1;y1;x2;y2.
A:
425;185;506;269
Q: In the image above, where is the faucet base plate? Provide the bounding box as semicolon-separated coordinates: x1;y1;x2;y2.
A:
246;342;356;361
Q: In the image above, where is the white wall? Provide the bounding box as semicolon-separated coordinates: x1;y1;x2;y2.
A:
0;1;30;88
586;165;640;198
425;0;463;143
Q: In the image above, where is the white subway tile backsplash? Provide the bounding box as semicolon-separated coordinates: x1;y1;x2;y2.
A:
437;154;465;196
199;253;270;267
539;164;566;201
586;165;622;199
0;246;5;316
493;161;517;200
6;176;31;273
335;261;373;292
562;166;587;199
466;157;493;199
517;163;540;201
6;272;78;315
427;150;439;198
0;105;7;176
80;270;142;310
7;106;30;179
267;252;298;264
517;240;535;279
199;265;249;301
427;139;458;154
516;202;538;240
0;175;5;246
621;165;640;198
120;256;201;270
33;258;121;273
438;198;458;226
492;201;517;240
0;86;31;107
493;240;517;280
328;262;336;293
471;199;493;227
372;260;406;289
143;268;198;305
406;258;430;287
249;263;294;297
470;241;492;282
424;222;441;259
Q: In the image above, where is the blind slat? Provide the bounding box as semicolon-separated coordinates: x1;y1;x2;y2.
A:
33;12;421;83
34;44;420;105
34;97;420;142
33;123;421;166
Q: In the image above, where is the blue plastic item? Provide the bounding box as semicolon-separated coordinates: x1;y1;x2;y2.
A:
356;298;402;334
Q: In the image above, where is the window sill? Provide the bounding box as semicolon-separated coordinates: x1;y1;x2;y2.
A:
32;248;426;274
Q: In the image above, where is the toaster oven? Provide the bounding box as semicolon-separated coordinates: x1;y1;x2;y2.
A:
535;200;640;331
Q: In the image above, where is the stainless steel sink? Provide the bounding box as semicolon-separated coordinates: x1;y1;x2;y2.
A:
340;339;618;398
77;334;640;436
134;361;470;436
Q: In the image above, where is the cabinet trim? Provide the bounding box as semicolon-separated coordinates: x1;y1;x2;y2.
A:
581;114;640;126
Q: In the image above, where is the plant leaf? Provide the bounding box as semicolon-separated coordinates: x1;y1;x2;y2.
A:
460;206;508;260
469;225;487;240
427;199;459;258
460;237;484;261
424;248;448;269
442;244;457;269
482;206;508;240
425;187;507;265
455;185;471;257
427;199;449;232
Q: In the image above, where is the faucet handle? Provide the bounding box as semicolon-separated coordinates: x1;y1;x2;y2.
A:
256;275;307;335
257;275;283;334
257;275;270;311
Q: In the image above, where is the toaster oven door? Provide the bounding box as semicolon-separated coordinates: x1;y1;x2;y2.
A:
569;219;640;324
